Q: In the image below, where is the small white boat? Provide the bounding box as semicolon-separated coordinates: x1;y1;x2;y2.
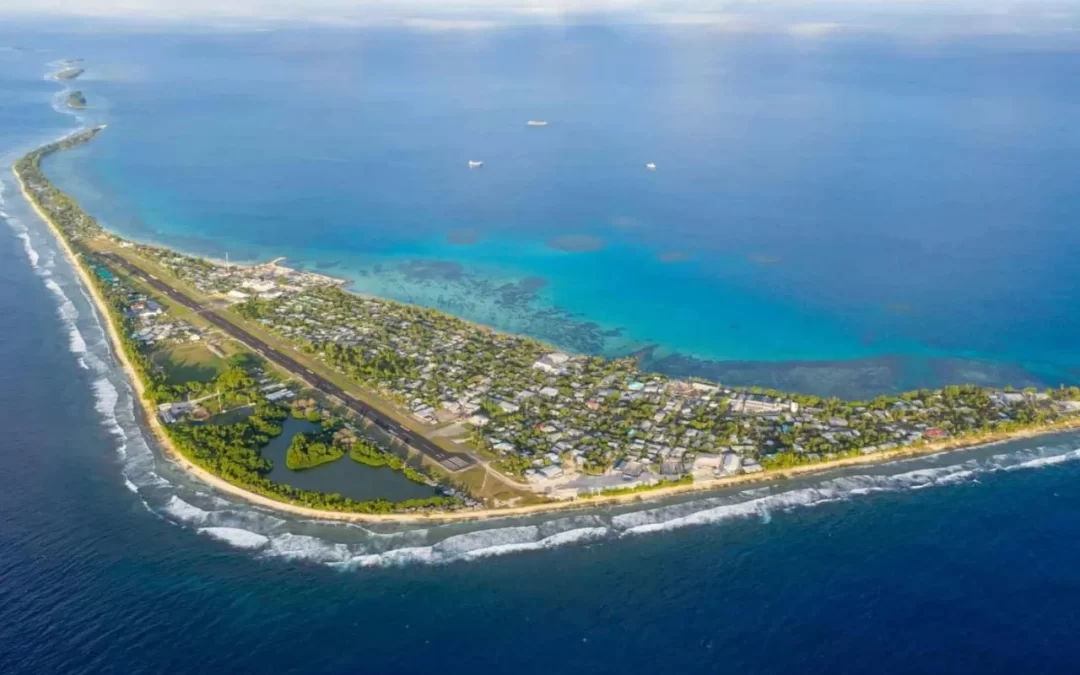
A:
526;120;548;127
468;160;484;169
645;162;657;171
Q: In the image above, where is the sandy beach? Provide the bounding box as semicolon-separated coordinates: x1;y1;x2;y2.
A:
16;152;1080;526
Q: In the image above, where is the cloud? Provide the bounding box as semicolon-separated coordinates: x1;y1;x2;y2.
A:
2;0;1079;36
785;21;849;37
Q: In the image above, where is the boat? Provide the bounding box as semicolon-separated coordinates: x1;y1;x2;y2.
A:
526;120;548;127
645;162;657;171
468;160;484;169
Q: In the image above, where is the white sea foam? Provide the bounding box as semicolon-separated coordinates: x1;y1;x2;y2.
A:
435;525;540;557
199;527;271;550
43;277;75;317
346;546;435;568
340;525;611;568
16;231;39;267
619;487;839;536
452;528;605;562
265;533;352;563
41;276;90;357
89;376;116;413
164;496;212;524
123;478;139;493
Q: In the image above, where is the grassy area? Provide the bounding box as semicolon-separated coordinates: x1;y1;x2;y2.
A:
152;342;226;385
432;463;546;506
206;406;255;425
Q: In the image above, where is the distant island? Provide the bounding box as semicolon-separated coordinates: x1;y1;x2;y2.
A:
66;91;87;109
55;67;84;81
13;66;1080;523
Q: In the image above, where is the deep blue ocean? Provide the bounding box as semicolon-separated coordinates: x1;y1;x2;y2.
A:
5;23;1080;675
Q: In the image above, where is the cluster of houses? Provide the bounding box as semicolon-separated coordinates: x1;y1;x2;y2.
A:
123;297;202;345
261;380;298;403
134;243;343;302
158;394;216;425
158;375;299;425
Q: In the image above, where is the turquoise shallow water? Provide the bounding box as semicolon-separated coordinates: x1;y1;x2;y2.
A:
9;25;1080;397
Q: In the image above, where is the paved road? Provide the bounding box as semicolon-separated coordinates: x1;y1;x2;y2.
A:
101;252;477;472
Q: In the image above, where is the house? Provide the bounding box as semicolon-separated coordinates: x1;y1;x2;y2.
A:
545;487;580;500
691;453;723;479
157;400;194;425
539;465;564;479
466;414;490;427
731;393;790;415
532;352;571;375
241;279;277;294
721;452;742;474
660;458;683;476
621;460;646;477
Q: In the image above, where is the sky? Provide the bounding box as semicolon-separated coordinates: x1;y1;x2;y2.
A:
0;0;1078;37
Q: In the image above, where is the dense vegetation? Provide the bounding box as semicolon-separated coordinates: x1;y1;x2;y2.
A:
15;129;105;241
165;409;455;513
169;402;286;477
285;431;344;470
349;438;429;484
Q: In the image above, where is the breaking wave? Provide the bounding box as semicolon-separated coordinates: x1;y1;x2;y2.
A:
17;230;39;267
199;528;271;549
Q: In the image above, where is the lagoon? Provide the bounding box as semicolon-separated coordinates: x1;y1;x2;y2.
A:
28;26;1080;397
261;418;437;503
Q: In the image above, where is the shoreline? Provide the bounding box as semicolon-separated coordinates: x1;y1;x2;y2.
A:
15;133;1080;525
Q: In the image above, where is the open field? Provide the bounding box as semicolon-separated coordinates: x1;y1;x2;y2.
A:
152;342;225;385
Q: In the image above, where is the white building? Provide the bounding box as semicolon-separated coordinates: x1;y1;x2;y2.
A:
532;352;571;375
721;452;743;474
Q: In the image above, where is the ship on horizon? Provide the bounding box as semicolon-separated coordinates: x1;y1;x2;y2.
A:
468;160;484;168
526;120;548;127
645;162;657;171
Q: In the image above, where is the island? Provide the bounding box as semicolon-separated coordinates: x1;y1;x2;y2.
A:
13;95;1080;523
67;91;87;109
55;67;84;81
